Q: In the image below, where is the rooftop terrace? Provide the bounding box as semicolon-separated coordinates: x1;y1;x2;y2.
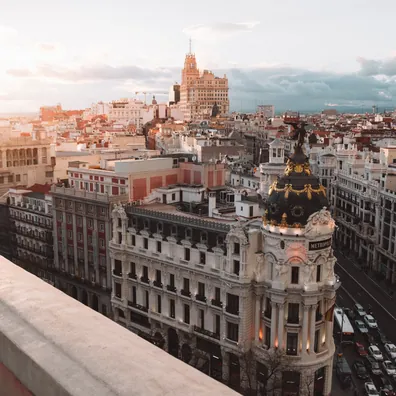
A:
0;256;238;396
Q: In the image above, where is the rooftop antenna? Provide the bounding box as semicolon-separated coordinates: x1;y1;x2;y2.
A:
189;38;192;54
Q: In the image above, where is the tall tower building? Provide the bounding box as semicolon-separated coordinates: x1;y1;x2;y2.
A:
179;43;229;121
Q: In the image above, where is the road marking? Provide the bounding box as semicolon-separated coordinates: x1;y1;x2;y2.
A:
340;285;356;304
336;262;396;322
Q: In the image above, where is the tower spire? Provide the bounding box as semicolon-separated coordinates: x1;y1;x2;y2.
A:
189;38;192;54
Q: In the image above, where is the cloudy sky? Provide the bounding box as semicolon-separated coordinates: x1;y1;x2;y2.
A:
1;0;396;114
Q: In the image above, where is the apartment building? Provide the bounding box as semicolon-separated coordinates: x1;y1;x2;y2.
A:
8;184;54;284
0;127;54;195
109;144;337;395
179;52;229;121
108;99;145;130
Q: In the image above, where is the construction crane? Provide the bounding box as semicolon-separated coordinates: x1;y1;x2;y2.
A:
135;92;158;105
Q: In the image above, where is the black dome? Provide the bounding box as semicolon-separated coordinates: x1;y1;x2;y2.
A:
265;145;328;227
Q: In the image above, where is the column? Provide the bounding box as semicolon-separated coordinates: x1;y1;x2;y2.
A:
255;295;261;343
309;305;317;354
121;218;127;245
278;303;285;349
270;301;277;348
302;305;309;355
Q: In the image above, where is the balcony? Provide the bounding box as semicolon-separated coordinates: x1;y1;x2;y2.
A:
196;294;207;303
181;289;191;298
127;300;148;313
167;285;177;293
287;316;300;325
153;280;163;288
264;309;272;319
193;325;220;340
112;269;122;277
211;299;223;308
128;272;137;280
140;276;150;285
316;312;323;322
225;306;239;316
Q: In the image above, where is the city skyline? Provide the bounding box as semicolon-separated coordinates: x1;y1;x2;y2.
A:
1;0;396;113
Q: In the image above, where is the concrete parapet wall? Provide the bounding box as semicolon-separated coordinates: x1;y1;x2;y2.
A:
0;256;238;396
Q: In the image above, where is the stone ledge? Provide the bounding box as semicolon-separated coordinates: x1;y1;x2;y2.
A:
0;256;238;396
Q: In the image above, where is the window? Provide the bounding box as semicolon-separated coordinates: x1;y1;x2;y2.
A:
114;260;122;276
100;239;105;248
68;230;72;239
184;248;190;261
234;242;240;254
183;278;190;292
314;330;319;353
130;262;136;276
170;299;175;318
215;314;220;335
88;235;93;246
215;287;221;302
157;295;162;314
185;228;191;239
265;326;271;347
226;293;239;315
157;241;162;253
143;238;148;249
132;286;136;303
316;265;321;282
156;269;162;283
291;267;299;284
199;309;205;329
16;174;21;182
184;304;190;324
287;303;300;324
169;273;175;287
201;232;207;243
67;214;72;224
200;251;206;264
88;219;93;229
198;282;205;297
115;283;122;299
233;260;240;275
132;235;136;246
172;193;176;200
144;290;149;309
142;266;148;279
77;233;82;242
99;223;105;232
286;333;298;355
227;322;239;342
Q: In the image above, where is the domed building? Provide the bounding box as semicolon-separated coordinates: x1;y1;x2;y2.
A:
253;141;338;395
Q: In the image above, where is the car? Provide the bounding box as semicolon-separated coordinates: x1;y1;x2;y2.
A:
373;376;394;394
347;309;356;321
369;345;384;361
366;332;377;346
353;360;370;380
375;330;389;346
365;382;379;395
365;314;379;329
365;356;383;376
356;319;369;334
356;342;368;356
383;361;396;376
355;303;367;317
385;344;396;360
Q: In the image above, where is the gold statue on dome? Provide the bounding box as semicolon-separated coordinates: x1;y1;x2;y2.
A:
280;213;288;227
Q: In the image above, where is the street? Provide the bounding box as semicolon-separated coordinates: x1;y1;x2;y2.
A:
331;250;396;395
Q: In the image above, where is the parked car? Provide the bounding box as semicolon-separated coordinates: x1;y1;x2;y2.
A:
383;361;396;376
365;382;379;395
374;330;389;346
353;360;370;380
373;376;394;394
365;356;383;376
347;309;356;321
365;314;379;329
385;344;396;360
355;303;367;317
356;320;369;334
369;345;384;361
335;356;352;389
356;342;368;356
366;332;377;346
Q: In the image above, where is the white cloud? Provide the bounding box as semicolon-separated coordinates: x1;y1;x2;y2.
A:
183;21;260;40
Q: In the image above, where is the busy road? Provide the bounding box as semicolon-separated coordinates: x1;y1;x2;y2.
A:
332;250;396;395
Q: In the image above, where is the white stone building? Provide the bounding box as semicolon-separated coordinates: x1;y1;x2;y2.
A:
109;143;338;395
108;99;145;130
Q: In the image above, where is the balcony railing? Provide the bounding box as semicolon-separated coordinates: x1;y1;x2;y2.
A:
211;299;223;308
181;289;191;298
193;325;220;340
128;272;137;280
287;316;300;325
153;280;163;288
226;306;239;316
113;269;122;277
127;301;148;313
140;276;150;284
196;294;207;303
167;285;177;293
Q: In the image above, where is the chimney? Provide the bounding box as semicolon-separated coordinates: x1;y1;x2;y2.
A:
208;192;216;217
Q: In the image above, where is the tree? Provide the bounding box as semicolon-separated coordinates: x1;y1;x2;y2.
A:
301;370;315;396
241;348;292;396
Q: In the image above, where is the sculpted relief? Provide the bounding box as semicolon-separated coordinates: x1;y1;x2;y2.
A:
304;207;335;239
